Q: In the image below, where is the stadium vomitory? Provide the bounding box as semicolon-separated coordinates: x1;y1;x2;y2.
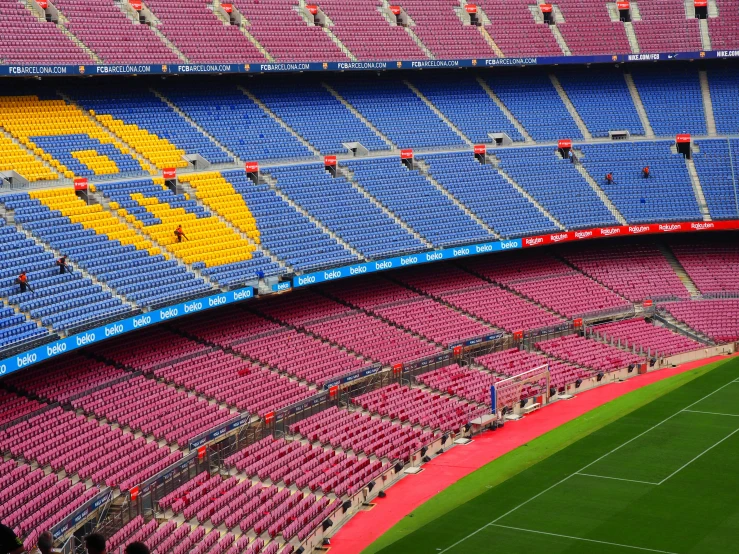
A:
1;7;739;553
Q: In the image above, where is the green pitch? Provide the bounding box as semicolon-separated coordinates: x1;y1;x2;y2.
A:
370;357;739;554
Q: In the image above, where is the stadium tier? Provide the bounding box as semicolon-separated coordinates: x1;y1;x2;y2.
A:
2;53;739;554
4;0;738;65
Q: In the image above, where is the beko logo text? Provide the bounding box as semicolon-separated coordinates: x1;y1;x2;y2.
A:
324;270;342;280
232;289;252;300
297;275;316;286
133;315;152;328
208;296;226;307
575;231;593;239
186;301;204;312
349;265;367;275
17;353;37;367
453;248;470;256
500;240;518;249
475;244;493;253
274;282;291;291
425;252;443;261
375;261;393;270
0;365;6;375
76;332;96;346
550;233;568;242
525;237;544;246
47;342;67;356
628;226;650;234
105;323;124;337
401;256;418;265
160;308;179;320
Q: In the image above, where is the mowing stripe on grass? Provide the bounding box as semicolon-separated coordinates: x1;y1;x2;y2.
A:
438;371;739;554
487;524;681;554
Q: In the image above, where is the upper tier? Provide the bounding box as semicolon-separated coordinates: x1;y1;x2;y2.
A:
0;67;738;365
0;0;737;70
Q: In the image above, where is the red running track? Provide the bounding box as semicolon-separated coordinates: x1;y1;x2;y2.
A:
329;355;733;554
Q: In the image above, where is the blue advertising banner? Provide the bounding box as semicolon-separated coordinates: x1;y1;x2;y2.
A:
188;413;251;450
51;488;113;540
271;281;292;293
323;363;383;390
293;239;522;288
0;50;733;78
0;287;253;377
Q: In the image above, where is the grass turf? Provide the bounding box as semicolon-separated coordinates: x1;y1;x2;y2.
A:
369;357;739;554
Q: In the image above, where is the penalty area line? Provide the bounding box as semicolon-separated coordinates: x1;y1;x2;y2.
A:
435;375;739;554
487;524;681;554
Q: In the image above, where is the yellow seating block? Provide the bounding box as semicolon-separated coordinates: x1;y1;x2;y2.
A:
179;172;261;245
128;193;255;267
33;188;152;251
0;95;155;177
94;114;188;170
0;136;57;182
71;150;119;175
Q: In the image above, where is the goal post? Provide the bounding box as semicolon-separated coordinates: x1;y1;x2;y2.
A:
491;363;550;420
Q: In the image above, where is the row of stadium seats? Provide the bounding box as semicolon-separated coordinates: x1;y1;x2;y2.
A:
4;0;736;64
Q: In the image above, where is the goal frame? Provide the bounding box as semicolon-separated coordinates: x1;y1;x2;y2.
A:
491;363;551;419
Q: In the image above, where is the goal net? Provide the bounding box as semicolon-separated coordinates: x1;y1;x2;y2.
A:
491;363;550;419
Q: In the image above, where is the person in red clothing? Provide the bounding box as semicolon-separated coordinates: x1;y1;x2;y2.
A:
605;172;614;185
16;272;33;294
643;166;650;178
174;224;188;243
56;255;71;275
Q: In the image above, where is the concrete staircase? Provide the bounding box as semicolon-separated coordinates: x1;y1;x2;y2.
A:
322;83;396;149
151;88;240;163
22;0;102;63
115;0;189;62
378;1;434;59
624;73;655;138
549;7;572;55
607;2;641;53
478;27;505;58
339;166;433;249
657;243;701;298
488;156;566;230
260;173;366;261
698;19;712;51
238;86;321;156
698;70;717;137
414;159;499;238
623;22;641;53
572;161;628;224
549;74;592;140
209;0;274;61
404;80;473;146
685;157;712;221
475;77;535;143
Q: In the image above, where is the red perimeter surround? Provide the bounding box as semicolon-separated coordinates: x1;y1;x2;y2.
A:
329;354;735;554
518;220;739;248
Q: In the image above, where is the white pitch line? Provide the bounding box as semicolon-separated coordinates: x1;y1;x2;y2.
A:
488;524;681;554
683;409;739;418
657;427;739;485
576;472;659;485
436;375;739;554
